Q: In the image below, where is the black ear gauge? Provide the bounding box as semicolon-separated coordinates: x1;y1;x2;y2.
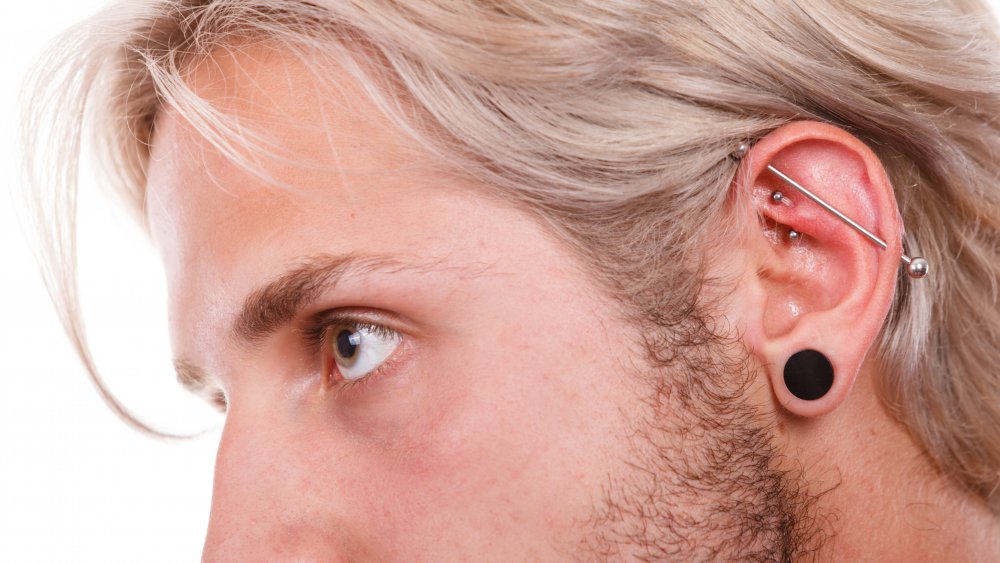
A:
783;349;835;401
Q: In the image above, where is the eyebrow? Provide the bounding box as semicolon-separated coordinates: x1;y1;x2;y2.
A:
173;252;448;399
232;252;416;344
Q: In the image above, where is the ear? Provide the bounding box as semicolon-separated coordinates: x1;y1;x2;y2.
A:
728;121;903;417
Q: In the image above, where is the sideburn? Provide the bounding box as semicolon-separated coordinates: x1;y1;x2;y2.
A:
578;324;833;561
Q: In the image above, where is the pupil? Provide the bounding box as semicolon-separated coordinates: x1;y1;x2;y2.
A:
336;329;359;359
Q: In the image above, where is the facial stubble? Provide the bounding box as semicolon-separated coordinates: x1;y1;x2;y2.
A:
579;340;831;562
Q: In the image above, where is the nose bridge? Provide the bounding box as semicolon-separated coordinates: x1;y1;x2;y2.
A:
211;407;282;513
201;404;352;562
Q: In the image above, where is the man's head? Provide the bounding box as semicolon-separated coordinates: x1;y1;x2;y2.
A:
143;44;838;559
24;0;1000;559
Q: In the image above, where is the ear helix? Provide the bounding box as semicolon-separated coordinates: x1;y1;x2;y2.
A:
783;349;834;401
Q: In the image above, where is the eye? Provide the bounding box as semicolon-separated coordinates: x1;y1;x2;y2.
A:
323;321;402;382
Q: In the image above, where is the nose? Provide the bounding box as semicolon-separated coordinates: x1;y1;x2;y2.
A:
201;404;360;562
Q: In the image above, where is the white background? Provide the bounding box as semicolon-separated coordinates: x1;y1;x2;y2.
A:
3;2;1000;562
1;2;220;562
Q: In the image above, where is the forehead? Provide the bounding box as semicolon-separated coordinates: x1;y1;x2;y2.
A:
147;44;445;258
144;45;518;366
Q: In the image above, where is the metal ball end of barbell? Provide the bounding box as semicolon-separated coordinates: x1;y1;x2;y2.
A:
906;257;929;279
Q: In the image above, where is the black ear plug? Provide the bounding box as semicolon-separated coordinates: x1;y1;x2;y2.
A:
783;349;834;401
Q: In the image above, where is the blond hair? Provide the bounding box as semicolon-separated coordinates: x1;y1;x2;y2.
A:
22;0;1000;510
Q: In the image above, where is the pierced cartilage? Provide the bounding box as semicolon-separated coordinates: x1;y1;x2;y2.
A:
771;191;793;207
766;165;929;279
732;142;750;159
730;142;929;279
788;229;802;241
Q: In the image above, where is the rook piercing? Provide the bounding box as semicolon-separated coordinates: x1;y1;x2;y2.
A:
788;229;802;241
771;191;793;207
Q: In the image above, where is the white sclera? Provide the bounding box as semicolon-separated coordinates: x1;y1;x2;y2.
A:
337;326;402;380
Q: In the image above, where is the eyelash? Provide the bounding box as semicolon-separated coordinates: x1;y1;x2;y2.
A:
303;312;402;391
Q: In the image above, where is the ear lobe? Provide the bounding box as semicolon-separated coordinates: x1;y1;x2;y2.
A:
731;121;903;417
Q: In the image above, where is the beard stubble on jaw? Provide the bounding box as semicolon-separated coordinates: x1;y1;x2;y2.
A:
577;339;833;562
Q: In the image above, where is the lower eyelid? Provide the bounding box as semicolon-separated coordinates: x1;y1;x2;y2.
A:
327;338;412;395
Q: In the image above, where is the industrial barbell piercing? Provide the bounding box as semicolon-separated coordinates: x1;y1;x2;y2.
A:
906;257;929;278
766;165;929;279
731;143;930;279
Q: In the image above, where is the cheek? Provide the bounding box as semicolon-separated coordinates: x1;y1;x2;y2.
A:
338;309;623;547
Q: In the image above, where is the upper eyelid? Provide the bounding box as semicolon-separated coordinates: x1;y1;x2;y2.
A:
302;312;409;384
315;313;407;390
303;309;405;344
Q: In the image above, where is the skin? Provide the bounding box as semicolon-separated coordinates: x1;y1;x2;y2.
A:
145;46;1000;561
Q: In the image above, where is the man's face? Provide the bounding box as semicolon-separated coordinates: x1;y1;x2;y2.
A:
146;46;815;560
